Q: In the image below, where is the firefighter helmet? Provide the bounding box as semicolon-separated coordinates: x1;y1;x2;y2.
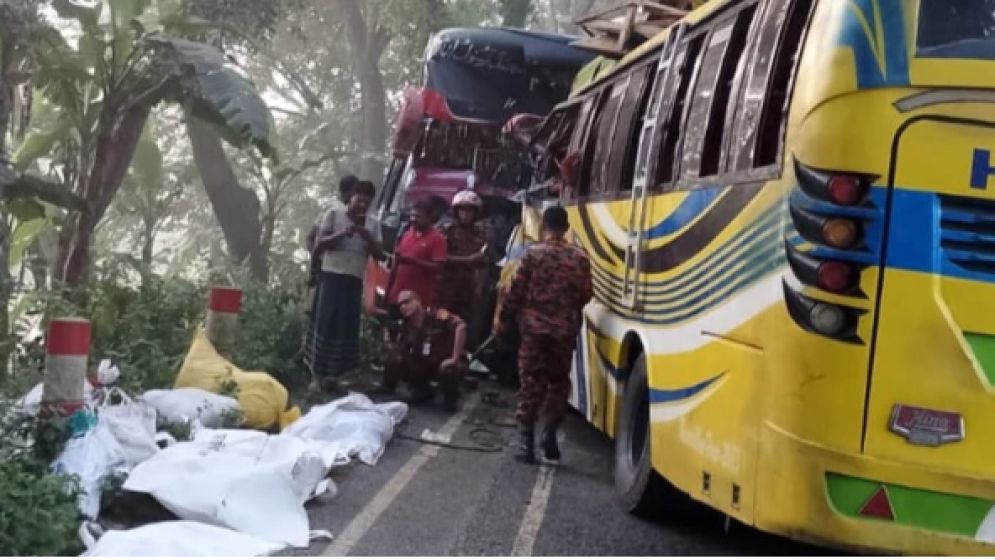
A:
452;190;483;209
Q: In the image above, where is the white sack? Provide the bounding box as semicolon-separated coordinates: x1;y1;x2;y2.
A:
282;392;408;466
141;387;240;428
51;419;128;519
14;381;94;416
123;429;334;547
97;388;158;467
81;520;284;557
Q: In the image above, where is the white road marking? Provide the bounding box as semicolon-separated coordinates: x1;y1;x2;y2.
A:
320;396;479;556
510;457;559;556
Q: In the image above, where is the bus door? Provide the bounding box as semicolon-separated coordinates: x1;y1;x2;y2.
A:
863;114;995;477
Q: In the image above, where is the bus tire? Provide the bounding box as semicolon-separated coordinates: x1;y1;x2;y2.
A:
614;353;667;517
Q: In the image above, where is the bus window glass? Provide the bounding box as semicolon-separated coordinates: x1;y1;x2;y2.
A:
700;4;756;177
918;0;995;59
563;95;596;201
682;23;734;180
657;34;705;186
585;80;626;196
611;64;653;193
732;0;788;172
753;0;814;167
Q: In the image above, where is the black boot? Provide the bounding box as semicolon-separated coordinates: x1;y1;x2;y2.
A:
440;376;460;413
540;425;561;461
515;424;537;464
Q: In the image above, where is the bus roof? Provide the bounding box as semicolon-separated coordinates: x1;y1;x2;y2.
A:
423;27;596;122
570;0;727;97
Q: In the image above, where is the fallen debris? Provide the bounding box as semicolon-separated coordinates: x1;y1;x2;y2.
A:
80;520;287;557
141;387;240;428
282;392;408;466
122;427;335;547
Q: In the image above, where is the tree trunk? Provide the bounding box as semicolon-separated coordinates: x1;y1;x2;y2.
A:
57;102;151;288
185;115;269;282
341;0;389;184
0;33;17;379
357;54;388;183
500;0;532;28
141;218;154;266
0;34;14;155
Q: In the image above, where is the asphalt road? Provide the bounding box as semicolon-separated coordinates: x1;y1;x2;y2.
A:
290;381;845;557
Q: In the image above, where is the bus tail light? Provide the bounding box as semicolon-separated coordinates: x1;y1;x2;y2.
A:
786;243;862;296
810;303;847;336
827;174;865;206
822;218;859;249
817;261;855;294
789;206;863;250
783;281;863;344
794;159;875;206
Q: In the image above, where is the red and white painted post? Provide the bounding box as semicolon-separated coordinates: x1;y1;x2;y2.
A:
40;317;91;418
206;286;242;357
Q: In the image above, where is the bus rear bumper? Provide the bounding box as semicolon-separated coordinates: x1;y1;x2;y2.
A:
757;422;995;555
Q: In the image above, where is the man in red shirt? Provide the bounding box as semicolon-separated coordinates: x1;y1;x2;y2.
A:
388;199;447;308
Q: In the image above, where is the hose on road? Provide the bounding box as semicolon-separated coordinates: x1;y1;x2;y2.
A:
394;390;516;453
395;427;504;453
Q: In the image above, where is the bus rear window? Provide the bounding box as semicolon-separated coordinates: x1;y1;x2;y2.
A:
918;0;995;59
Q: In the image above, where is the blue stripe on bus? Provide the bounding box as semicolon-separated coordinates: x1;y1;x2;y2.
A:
592;344;722;403
649;374;724;404
597;346;624;381
593;205;784;291
838;0;909;89
574;330;589;418
590;224;780;302
643;187;724;240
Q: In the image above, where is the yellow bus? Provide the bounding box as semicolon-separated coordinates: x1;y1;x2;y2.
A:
514;0;995;554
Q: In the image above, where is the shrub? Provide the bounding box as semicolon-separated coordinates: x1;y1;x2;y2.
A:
0;457;82;557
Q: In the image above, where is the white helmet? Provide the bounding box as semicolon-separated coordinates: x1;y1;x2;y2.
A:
452;190;483;209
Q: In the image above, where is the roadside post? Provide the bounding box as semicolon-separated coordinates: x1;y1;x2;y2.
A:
206;286;242;358
40;317;91;418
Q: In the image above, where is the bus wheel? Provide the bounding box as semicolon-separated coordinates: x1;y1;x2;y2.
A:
614;353;666;516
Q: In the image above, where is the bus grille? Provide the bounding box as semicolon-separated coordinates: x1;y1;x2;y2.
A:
939;194;995;276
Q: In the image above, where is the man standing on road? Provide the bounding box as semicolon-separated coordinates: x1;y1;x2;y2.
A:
307;180;384;394
387;199;447;308
439;190;489;348
379;289;467;412
496;206;592;464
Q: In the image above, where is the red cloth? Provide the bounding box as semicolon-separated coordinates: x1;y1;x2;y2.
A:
389;227;447;307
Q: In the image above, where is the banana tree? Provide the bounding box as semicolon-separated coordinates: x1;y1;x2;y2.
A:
19;0;274;289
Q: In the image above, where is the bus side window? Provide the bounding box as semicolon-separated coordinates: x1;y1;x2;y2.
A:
583;81;626;197
656;34;705;187
612;63;655;193
700;4;756;177
562;95;597;202
734;0;815;171
681;22;734;182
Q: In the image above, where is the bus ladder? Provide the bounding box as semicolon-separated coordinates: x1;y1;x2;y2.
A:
622;23;687;310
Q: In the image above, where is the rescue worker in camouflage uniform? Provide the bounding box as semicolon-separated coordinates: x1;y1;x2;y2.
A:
496;206;592;463
379;289;468;412
439;190;489;348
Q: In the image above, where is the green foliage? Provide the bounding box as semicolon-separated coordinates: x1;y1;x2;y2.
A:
0;457;82;557
155;419;192;442
149;35;276;157
83;257;204;395
0;405;82;557
228;268;307;383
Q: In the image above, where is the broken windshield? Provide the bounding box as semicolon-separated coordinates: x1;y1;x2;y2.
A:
918;0;995;59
